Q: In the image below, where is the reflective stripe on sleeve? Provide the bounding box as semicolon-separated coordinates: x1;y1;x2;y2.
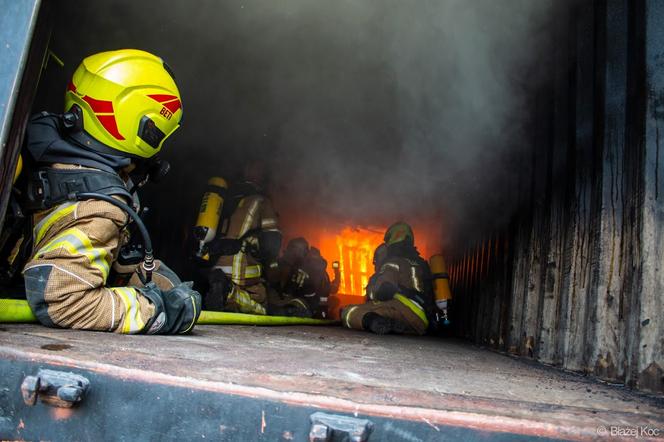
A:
112;287;146;334
33;202;78;245
394;293;428;327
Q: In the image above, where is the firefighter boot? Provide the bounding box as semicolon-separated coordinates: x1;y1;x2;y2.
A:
362;313;408;335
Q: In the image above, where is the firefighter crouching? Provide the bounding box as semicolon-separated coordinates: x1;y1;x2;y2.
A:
203;161;282;315
366;242;388;295
303;246;339;318
269;237;313;317
269;239;340;318
20;50;201;334
341;222;435;335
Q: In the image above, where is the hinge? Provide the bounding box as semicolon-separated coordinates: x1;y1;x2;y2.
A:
21;368;90;408
309;412;374;442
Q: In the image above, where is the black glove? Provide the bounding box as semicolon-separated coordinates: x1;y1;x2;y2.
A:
140;282;202;334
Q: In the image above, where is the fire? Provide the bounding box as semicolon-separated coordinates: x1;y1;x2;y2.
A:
283;221;439;299
319;226;385;296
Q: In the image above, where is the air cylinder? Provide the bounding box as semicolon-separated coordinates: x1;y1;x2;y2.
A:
430;254;452;323
193;177;227;258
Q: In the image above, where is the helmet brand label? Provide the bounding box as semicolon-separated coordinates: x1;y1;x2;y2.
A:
160;107;173;120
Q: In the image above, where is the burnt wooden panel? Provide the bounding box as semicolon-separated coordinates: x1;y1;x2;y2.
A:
589;0;628;384
448;0;663;394
637;0;664;394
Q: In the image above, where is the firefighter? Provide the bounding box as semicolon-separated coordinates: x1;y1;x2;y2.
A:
364;242;387;300
341;222;434;335
302;246;339;318
20;49;201;334
205;160;282;314
268;237;313;317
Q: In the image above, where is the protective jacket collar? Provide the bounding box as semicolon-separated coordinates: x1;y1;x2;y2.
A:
24;112;131;173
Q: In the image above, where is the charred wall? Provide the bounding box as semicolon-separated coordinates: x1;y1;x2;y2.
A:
448;0;663;395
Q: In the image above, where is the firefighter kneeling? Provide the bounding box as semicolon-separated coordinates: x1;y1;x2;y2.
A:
268;239;339;318
20;50;201;334
200;161;282;315
342;222;435;335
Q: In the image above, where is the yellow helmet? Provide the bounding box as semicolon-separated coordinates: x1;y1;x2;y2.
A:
384;222;414;246
64;49;182;159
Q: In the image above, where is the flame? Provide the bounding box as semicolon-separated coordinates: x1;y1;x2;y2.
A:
319;226;385;296
284;222;439;298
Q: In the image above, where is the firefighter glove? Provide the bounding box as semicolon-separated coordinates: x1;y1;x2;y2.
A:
140;282;202;335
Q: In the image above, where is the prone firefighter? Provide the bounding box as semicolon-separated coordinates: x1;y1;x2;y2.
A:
19;50;201;334
341;222;435;335
203;161;282;314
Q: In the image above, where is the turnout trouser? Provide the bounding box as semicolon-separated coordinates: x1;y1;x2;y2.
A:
342;296;428;335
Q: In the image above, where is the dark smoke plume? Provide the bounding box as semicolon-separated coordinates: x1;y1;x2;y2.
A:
34;0;552;267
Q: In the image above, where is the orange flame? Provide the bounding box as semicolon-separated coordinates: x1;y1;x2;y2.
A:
284;222;439;298
319;226;384;296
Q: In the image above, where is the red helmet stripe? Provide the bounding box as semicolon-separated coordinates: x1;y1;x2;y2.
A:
147;94;178;103
67;81;77;93
82;95;114;113
96;115;126;140
162;99;182;114
148;94;182;114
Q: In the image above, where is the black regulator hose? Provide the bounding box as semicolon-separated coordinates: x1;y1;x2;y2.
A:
72;192;155;283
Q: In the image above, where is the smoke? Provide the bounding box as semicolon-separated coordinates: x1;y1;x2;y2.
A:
34;0;553;265
255;0;553;248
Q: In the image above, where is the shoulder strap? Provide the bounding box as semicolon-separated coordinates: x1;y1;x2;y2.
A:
24;168;132;211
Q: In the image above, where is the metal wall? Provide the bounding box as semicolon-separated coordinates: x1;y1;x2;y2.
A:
448;0;663;395
0;0;43;227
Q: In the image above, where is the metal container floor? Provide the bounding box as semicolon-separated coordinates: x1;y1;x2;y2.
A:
1;324;662;439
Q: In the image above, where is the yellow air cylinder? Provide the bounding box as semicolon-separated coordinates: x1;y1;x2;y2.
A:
430;254;452;325
430;254;452;302
194;177;227;258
